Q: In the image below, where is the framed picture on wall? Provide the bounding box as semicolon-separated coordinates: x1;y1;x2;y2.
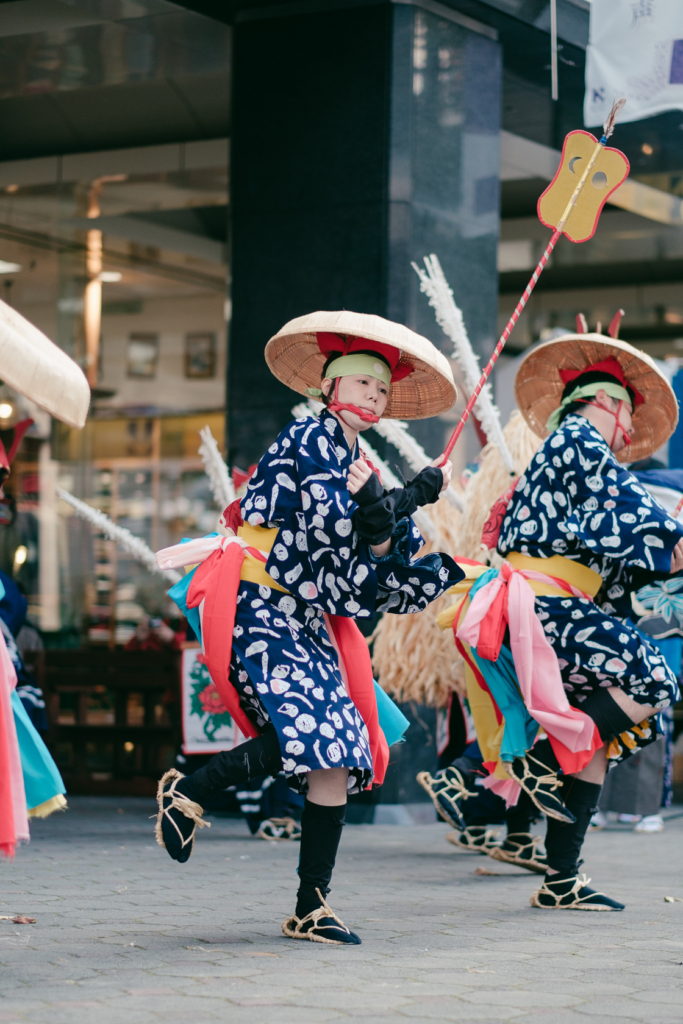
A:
185;332;216;379
127;333;159;378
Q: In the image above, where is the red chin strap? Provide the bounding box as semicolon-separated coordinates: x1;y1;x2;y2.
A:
576;398;632;449
326;377;380;424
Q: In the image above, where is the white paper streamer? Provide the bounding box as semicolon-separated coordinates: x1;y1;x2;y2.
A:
56;487;181;584
412;253;515;474
199;425;234;510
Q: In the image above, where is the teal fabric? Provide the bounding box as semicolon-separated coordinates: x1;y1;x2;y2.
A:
167;535;214;643
373;682;410;747
466;570;539;761
12;689;65;810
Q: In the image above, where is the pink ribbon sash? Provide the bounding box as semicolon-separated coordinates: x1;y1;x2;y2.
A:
457;562;602;774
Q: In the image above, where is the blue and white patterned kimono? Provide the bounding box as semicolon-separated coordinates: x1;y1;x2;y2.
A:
498;415;683;722
232;410;462;793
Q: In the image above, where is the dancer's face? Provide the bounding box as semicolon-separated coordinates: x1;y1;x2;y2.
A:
321;373;389;432
587;389;633;452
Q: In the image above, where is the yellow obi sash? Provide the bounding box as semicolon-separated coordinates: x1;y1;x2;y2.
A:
437;552;603;633
236;522;289;594
506;551;603;599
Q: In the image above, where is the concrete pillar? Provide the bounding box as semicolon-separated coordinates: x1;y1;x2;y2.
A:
229;0;502;468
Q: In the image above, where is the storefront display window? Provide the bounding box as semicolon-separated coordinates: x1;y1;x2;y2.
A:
0;138;228;644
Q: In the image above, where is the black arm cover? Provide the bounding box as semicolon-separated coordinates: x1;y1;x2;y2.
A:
392;466;443;518
351;470;396;545
351;466;443;545
352;470;384;506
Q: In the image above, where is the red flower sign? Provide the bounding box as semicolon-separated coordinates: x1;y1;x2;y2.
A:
198;682;228;717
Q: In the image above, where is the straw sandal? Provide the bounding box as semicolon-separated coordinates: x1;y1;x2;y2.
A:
282;890;361;945
487;832;547;874
530;872;625;911
257;817;302;841
416;767;475;830
446;826;500;853
505;754;576;824
155;769;209;863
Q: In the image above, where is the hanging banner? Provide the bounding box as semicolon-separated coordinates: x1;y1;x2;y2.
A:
585;1;683;126
181;645;243;755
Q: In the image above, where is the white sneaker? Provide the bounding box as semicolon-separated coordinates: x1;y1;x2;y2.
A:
634;814;664;833
589;811;607;830
618;813;641;823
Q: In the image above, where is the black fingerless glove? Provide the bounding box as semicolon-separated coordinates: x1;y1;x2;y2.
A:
351;471;396;545
392;466;443;518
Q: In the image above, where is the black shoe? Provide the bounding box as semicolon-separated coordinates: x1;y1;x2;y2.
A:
155;769;209;863
487;832;547;874
416;767;476;831
506;754;576;824
446;825;500;853
530;870;625;911
282;891;361;945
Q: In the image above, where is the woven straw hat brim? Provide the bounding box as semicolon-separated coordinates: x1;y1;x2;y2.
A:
0;298;90;428
515;333;677;463
265;310;456;419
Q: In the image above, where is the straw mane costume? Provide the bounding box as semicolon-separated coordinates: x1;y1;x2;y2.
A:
423;320;682;911
154;311;463;944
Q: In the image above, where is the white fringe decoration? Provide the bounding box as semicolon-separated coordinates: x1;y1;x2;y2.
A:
56;488;181;584
372;417;464;512
199;426;234;510
412;253;515;474
291;401;436;541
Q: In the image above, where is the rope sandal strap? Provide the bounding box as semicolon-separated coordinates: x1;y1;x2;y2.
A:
530;874;614;909
517;757;563;795
154;768;209;851
447;827;500;852
257;817;302;841
282;890;355;945
489;833;546;872
417;768;474;804
434;767;475;801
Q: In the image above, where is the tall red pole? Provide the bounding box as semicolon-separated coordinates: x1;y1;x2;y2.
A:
443;229;562;461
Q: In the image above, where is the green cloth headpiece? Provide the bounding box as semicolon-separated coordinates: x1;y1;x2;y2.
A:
305;353;391;398
546;380;632;433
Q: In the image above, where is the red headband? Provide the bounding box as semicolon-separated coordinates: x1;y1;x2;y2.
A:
0;418;33;473
559;357;644;407
316;332;413;383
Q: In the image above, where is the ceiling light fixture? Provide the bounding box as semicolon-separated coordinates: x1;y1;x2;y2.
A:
0;261;21;274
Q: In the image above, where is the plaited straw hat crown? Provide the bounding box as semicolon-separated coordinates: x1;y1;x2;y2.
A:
515;329;677;463
265;310;456;420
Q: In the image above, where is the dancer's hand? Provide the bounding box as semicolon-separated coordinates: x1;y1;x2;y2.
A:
670;538;683;573
430;454;453;492
348;458;373;495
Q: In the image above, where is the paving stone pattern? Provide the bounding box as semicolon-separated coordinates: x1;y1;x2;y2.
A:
1;797;682;1024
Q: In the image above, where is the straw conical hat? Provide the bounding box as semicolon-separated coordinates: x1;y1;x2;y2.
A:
0;299;90;428
265;310;456;419
515;333;677;463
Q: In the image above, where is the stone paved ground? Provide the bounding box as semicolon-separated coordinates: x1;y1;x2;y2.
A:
1;797;682;1024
